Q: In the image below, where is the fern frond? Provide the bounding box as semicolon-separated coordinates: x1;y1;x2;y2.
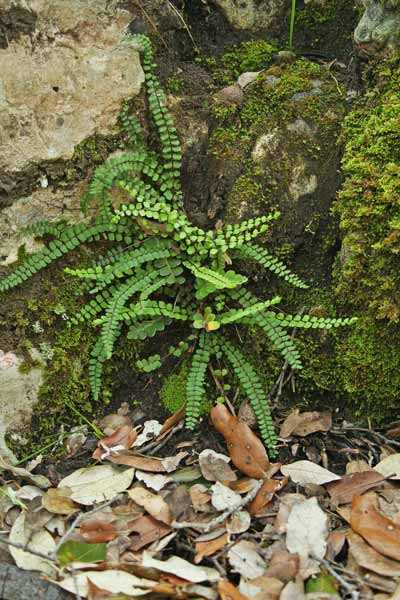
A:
237;244;309;289
186;331;211;430
89;338;108;401
120;104;146;151
127;317;172;340
184;262;247;293
274;313;358;329
218;297;281;324
126;299;190;322
218;335;277;455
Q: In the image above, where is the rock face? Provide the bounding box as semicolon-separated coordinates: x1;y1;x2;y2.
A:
354;0;400;53
0;350;43;462
210;0;290;31
0;0;144;203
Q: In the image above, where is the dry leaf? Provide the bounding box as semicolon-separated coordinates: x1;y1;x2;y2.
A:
375;454;400;480
350;493;400;561
190;484;212;512
128;486;172;525
199;449;237;482
59;465;135;505
249;478;287;517
348;530;400;577
159;403;186;435
326;530;347;561
280;410;331;438
346;460;371;474
134;420;163;447
57;570;154;597
9;513;56;576
280;580;306;600
218;579;249;600
286;497;328;578
107;453;167;471
239;576;283;600
281;461;340;486
195;533;228;564
81;520;117;543
135;470;171;492
142;551;220;582
92;425;138;460
228;540;266;579
41;487;78;515
211;404;269;478
227;510;251;535
0;455;51;488
128;515;172;551
265;551;299;583
211;482;242;512
275;493;306;534
327;471;386;505
161;451;188;472
98;413;131;436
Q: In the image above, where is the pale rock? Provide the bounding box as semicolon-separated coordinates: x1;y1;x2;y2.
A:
210;0;289;31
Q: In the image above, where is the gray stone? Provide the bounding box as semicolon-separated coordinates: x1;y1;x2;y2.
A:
0;0;144;177
210;0;290;31
0;350;43;462
355;0;400;52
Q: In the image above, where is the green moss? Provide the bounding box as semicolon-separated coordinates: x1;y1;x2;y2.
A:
219;40;277;84
160;361;211;415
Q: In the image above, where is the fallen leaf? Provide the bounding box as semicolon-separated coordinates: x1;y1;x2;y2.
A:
286;497;328;578
228;540;266;579
281;461;340;486
350;493;400;561
57;570;154;597
265;551;299;583
346;460;371;474
128;515;171;551
227;510;251;534
92;425;138;460
280;410;331;438
327;471;386;505
42;487;78;515
98;413;131;436
135;470;171;492
0;455;51;488
159;403;186;435
211;482;242;512
163;485;191;520
211;404;269;477
375;454;400;480
306;573;339;597
218;580;250;600
280;580;305;600
66;431;87;456
134;420;163;447
239;576;283;600
249;478;287;517
199;449;237;482
128;486;172;525
59;465;135;505
195;533;228;564
326;530;346;560
9;512;56;576
57;541;107;566
108;453;167;472
190;484;212;512
348;530;400;577
80;519;117;543
170;466;202;482
275;493;306;534
161;451;188;472
142;551;220;582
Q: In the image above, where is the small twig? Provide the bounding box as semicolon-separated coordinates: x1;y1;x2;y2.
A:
337;426;400;449
172;479;263;532
166;0;198;51
313;555;360;600
0;536;55;562
141;422;185;455
52;495;120;558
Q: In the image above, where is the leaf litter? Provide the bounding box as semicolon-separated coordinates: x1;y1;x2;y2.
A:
1;404;400;599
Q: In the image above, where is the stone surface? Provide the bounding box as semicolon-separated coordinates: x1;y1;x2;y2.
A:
0;0;144;181
355;0;400;53
210;0;290;31
0;350;43;462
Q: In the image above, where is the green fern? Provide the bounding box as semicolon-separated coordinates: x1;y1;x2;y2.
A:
0;34;357;458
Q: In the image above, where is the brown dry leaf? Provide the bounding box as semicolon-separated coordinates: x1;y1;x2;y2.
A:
127;515;172;551
195;532;228;564
375;454;400;480
92;425;138;460
41;487;78;515
265;551;299;583
326;530;347;561
190;484;212;512
350;493;400;561
159;403;186;435
249;478;287;517
327;471;386;505
128;486;172;525
199;449;237;482
211;404;269;478
348;530;400;577
280;580;306;600
346;460;371;474
218;580;250;600
108;453;167;472
161;451;188;472
240;576;283;600
87;577;110;600
80;519;117;543
280;409;331;438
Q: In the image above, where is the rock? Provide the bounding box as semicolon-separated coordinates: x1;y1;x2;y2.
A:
0;350;43;462
210;0;289;31
354;0;400;54
0;0;144;191
215;83;244;105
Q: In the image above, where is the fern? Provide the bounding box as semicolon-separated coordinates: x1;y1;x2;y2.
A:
0;34;357;458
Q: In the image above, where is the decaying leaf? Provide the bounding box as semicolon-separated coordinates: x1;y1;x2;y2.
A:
350;493;400;561
218;579;249;600
80;519;117;543
227;510;251;535
0;456;51;488
9;513;56;576
347;530;400;577
190;484;212;512
275;493;306;534
199;449;237;482
134;420;163;447
57;540;107;566
239;575;283;600
280;410;332;438
135;470;171;492
249;478;287;517
374;453;400;480
92;425;138;460
327;471;386;505
159;403;186;436
281;461;340;486
57;570;155;597
128;515;172;551
59;465;135;505
195;533;228;564
227;540;266;579
128;486;172;525
280;580;306;600
211;482;242;512
211;404;269;477
265;551;299;583
107;453;167;472
41;487;78;515
142;551;220;582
